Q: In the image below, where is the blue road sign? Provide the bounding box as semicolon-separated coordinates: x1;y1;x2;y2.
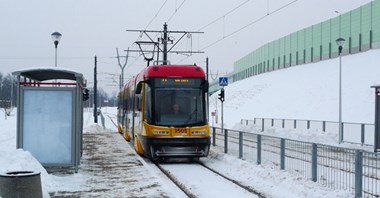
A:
219;77;228;86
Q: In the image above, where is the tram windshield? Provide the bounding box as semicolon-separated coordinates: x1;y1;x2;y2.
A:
151;78;206;127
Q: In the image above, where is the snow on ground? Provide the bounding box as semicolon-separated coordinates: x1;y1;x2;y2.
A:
211;49;380;130
1;49;379;197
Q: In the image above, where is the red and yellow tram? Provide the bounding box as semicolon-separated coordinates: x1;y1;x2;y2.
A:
117;64;210;160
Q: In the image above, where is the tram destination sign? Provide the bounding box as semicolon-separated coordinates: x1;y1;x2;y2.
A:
156;78;200;87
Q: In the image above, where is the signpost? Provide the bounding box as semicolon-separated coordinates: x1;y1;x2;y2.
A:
218;77;228;135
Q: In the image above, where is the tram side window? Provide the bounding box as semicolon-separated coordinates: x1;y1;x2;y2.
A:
123;92;128;110
135;96;142;111
144;84;152;123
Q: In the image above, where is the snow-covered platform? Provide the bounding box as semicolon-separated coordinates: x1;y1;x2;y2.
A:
48;130;174;197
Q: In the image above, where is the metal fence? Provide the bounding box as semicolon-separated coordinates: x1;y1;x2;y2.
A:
241;118;375;146
211;127;380;198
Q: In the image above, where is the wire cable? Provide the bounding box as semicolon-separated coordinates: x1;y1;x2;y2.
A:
167;0;187;23
197;0;251;31
201;0;299;50
176;0;299;64
144;0;169;30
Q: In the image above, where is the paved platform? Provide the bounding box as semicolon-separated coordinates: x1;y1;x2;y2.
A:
48;132;176;197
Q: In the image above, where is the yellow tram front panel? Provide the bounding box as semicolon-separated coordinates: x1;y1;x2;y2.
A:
142;122;209;137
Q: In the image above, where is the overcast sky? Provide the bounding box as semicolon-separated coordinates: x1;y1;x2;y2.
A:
0;0;372;95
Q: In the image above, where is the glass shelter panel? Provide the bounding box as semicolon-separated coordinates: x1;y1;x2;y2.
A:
22;88;74;165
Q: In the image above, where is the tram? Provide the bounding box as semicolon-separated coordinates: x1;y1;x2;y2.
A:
117;64;210;160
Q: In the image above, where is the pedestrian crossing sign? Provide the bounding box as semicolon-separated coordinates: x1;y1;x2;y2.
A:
219;77;228;86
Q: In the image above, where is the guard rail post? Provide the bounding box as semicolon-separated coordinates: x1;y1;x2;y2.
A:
355;150;363;198
361;124;365;146
212;127;216;146
239;131;243;159
311;143;318;182
257;135;262;164
342;123;345;142
224;129;228;154
280;138;285;170
262;119;265;132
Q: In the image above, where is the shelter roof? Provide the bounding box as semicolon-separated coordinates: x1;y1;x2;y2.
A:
12;67;84;82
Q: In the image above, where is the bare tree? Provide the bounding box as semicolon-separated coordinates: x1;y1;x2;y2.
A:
0;73;16;118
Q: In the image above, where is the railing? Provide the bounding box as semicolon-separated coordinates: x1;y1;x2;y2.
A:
241;118;375;146
211;127;380;198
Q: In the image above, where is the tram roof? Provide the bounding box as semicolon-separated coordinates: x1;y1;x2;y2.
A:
143;65;206;78
12;67;84;82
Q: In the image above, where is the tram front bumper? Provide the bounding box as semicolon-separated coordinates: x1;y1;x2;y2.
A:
143;137;211;158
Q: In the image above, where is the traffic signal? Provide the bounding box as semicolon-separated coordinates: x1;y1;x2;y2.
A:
83;88;90;101
218;88;225;102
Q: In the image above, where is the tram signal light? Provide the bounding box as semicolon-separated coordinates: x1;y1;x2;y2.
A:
83;88;90;101
218;88;225;102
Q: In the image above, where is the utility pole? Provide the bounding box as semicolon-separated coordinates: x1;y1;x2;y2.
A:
163;23;168;64
116;48;129;89
94;56;98;123
126;23;204;66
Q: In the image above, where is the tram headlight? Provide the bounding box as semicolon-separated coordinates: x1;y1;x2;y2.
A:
153;130;170;135
192;130;207;135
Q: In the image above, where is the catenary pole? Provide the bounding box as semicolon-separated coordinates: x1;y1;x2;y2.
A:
94;56;98;123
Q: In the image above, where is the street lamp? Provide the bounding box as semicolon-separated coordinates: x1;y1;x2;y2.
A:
336;37;345;143
51;32;62;67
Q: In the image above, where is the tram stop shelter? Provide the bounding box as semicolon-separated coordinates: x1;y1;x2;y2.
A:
12;67;86;171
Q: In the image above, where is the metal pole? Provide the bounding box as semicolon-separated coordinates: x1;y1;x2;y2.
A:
116;48;128;89
221;99;224;136
163;23;168;65
55;45;58;67
339;49;343;143
94;56;98;123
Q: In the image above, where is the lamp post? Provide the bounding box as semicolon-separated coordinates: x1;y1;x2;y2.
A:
336;37;345;143
51;32;62;67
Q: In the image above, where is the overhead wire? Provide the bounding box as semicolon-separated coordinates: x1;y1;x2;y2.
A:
170;0;250;56
197;0;251;31
176;0;299;63
167;0;187;23
144;0;169;30
200;0;299;51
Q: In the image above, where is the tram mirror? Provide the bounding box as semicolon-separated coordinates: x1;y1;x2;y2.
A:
136;81;143;94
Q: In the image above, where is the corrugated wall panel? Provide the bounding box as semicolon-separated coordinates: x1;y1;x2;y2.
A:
373;0;380;43
290;32;298;66
351;8;361;51
340;13;351;53
313;23;322;60
268;42;274;70
285;35;291;66
361;3;372;48
305;27;313;62
331;17;340;55
321;20;331;59
297;29;305;63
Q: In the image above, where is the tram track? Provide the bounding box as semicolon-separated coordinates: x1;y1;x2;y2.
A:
154;160;265;198
154;161;198;198
196;161;266;197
